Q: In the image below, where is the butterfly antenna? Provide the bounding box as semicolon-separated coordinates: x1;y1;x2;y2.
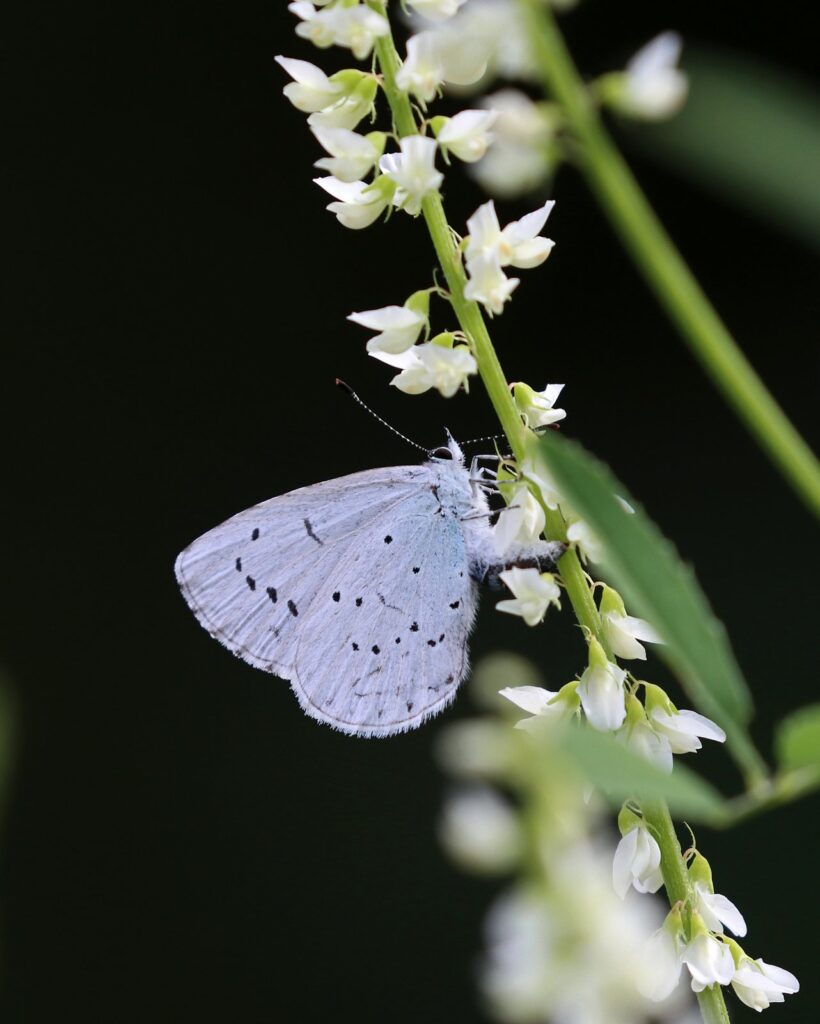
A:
460;432;510;451
336;380;429;454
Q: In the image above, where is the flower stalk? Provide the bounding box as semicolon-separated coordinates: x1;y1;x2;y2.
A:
372;8;733;1020
518;0;820;519
369;2;603;645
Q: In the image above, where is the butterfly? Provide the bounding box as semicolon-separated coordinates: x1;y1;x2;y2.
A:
174;438;564;737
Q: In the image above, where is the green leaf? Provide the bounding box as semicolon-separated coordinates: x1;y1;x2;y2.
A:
775;704;820;771
628;47;820;251
539;432;752;729
559;724;724;822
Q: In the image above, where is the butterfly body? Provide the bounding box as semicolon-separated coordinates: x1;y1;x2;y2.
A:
175;440;563;737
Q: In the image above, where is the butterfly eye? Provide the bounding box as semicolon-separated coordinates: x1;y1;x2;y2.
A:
431;447;453;460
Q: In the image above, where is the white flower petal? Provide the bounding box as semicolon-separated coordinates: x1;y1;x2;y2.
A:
499;685;557;716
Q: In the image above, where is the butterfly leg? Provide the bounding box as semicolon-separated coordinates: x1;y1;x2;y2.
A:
470;539;567;590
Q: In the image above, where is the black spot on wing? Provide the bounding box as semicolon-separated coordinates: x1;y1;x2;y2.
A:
235;557;242;572
332;591;340;602
410;622;419;632
450;600;460;609
303;518;323;545
266;587;277;604
355;597;363;607
412;567;420;574
251;528;259;541
246;575;256;591
371;645;380;655
384;535;393;544
287;599;298;617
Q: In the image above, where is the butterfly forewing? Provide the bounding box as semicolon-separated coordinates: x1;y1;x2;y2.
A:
174;466;433;676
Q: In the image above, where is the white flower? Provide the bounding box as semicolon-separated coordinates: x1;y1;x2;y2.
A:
274;56;342;112
638;925;683;1002
471;89;554;198
378;136;443;215
378;341;476;398
693;882;747;937
566;516;605;563
436;109;497;163
438;787;521;873
396;31;445;104
288;2;336;48
348;303;427;355
648;706;726;754
291;2;389;60
618;716;673;773
731;957;799;1011
496;568;560;627
603;611;663;660
681;930;735;991
577;656;627;731
464;253;519;316
406;0;468;21
493;484;545;555
465;199;555;270
314;175;393;230
512;382;566;429
499;685;565;731
623;32;688;120
311;126;383;182
612;825;663;898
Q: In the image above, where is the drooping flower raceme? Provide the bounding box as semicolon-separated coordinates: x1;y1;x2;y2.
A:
379;135;443;215
496;568;560;626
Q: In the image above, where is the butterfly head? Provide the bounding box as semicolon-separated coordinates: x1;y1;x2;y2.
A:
429;431;464;465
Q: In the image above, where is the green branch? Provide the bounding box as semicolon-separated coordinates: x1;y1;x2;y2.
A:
519;0;820;519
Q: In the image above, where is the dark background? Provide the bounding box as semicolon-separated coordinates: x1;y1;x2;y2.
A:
3;1;817;1020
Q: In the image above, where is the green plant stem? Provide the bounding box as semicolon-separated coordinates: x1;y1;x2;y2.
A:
373;10;732;1022
371;10;602;643
520;0;820;519
643;801;732;1024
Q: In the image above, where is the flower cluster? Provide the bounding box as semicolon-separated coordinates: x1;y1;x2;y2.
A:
636;851;798;1010
277;0;559;398
435;708;689;1024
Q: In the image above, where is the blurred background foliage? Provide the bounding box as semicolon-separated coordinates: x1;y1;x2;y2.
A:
3;0;817;1020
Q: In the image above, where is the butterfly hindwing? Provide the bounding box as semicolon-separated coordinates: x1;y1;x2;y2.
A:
289;487;477;736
